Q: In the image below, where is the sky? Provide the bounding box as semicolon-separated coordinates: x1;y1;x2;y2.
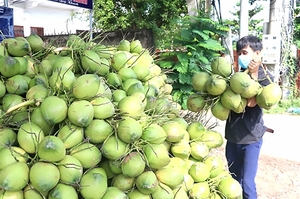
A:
219;0;270;22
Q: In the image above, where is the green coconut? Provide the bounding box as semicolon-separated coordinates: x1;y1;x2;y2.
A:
48;183;78;199
136;171;159;195
117;117;143;144
23;184;45;199
2;94;23;112
112;174;135;192
67;100;94;127
187;93;206;112
57;155;83;184
232;97;247;113
72;74;100;100
189;182;211;199
26;84;49;101
101;187;128;199
84;119;113;144
107;72;123;88
206;74;227;96
117;39;131;51
192;71;211;92
52;56;74;72
130;39;143;54
90;96;115;119
17;122;45;154
162;121;186;143
230;72;252;94
0;80;6;98
241;78;262;98
101;136;129;160
218;178;242;199
211;57;233;77
220;87;242;110
0;190;23;199
121;152;146;178
111;51;132;71
112;89;127;102
170;139;191;159
57;124;83;149
143;143;170;170
30;108;53;135
7;38;31;57
0;128;16;150
151;183;174;199
190;141;210;161
81;50;110;76
26;34;44;52
199;130;224;149
0;146;28;171
14;56;29;75
49;69;76;92
211;101;230;121
188;122;207;141
5;73;29;95
80;168;107;199
203;155;226;178
40;96;68;125
29;162;60;193
256;83;282;110
155;167;184;189
141;123;167;144
0;162;29;191
132;62;151;81
37;136;66;162
118;67;137;81
118;95;145;117
70;143;101;169
188;162;211;182
0;56;21;78
38;59;53;76
127;189;151;199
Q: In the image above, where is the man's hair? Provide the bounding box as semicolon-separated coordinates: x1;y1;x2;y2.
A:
236;35;263;52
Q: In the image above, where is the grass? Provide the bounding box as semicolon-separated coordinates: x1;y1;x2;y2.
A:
263;97;300;115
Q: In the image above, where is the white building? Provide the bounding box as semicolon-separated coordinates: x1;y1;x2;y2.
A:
0;0;91;37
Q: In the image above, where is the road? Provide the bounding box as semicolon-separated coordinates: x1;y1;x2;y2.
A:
211;113;300;162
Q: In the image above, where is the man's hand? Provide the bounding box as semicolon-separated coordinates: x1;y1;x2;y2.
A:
248;53;261;80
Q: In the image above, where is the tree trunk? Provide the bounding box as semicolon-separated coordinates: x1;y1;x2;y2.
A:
239;0;249;38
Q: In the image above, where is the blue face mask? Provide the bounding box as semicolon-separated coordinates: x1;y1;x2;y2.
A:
238;55;251;70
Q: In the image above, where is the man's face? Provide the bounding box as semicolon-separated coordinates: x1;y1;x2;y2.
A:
238;45;255;57
238;45;260;60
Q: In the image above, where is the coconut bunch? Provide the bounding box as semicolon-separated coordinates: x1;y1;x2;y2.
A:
0;35;242;198
188;57;282;121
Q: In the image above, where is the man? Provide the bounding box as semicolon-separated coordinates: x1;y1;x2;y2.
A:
225;35;274;199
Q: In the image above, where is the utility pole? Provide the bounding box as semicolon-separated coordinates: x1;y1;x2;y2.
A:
239;0;249;38
186;0;199;16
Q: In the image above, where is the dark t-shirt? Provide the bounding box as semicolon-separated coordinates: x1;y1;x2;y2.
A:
225;66;274;144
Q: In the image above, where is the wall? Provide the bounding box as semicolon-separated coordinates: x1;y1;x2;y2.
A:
42;29;155;52
10;3;89;36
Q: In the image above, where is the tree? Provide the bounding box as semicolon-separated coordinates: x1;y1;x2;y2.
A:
294;2;300;48
222;1;264;39
91;0;188;32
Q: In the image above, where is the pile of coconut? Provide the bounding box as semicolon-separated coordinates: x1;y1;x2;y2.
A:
187;57;282;120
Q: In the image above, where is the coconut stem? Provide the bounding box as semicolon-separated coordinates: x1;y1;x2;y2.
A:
5;99;36;115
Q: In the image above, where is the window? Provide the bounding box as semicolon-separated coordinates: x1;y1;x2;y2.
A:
14;26;24;37
30;27;44;36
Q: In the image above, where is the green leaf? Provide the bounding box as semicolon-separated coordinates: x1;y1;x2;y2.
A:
178;73;192;85
192;29;209;40
198;39;224;51
174;61;188;74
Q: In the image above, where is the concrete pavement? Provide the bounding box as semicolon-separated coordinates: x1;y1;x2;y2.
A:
211;113;300;162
